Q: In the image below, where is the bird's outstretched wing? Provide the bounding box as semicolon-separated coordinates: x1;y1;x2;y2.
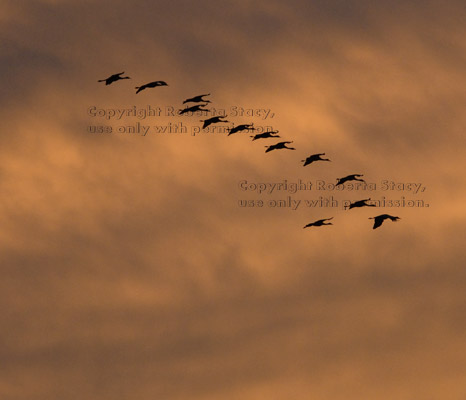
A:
135;85;147;94
372;218;383;229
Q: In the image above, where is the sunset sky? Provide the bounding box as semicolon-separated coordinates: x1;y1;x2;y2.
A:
1;1;466;399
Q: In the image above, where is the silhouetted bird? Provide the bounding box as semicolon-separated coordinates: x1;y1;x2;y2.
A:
369;214;400;229
302;153;331;166
178;104;210;115
183;94;211;104
135;81;168;94
265;141;295;153
250;130;280;141
303;217;333;228
347;198;375;210
228;124;255;136
336;174;366;186
98;72;130;85
201;115;228;129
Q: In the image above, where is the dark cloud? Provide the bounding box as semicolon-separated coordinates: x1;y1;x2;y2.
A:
1;0;466;399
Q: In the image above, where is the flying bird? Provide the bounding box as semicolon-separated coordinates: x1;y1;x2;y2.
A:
98;72;130;85
178;104;210;115
265;141;295;153
135;80;168;94
251;130;280;141
303;217;334;228
369;214;400;229
201;115;228;129
302;153;331;166
228;124;255;136
347;198;376;210
336;174;366;186
183;93;211;104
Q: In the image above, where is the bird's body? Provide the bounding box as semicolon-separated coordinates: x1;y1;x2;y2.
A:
302;153;331;166
98;72;130;85
183;93;211;104
201;115;228;129
178;104;210;115
369;214;400;229
135;80;168;94
347;198;375;210
228;124;255;136
303;217;334;228
336;174;366;186
251;130;280;140
265;141;295;153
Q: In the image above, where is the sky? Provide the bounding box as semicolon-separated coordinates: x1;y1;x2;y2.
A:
1;1;466;399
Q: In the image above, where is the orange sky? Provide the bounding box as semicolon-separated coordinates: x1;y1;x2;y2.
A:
1;1;466;399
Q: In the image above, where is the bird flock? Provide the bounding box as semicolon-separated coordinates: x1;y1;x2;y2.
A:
98;71;401;230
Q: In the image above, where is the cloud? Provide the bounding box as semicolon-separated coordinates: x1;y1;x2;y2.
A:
1;0;466;398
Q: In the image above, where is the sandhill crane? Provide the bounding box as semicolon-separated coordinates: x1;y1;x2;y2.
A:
336;174;366;186
98;72;130;85
369;214;400;229
347;198;375;210
265;141;295;153
135;80;168;94
183;94;211;104
302;153;331;166
303;217;333;228
201;115;228;129
178;104;210;115
228;124;255;136
251;130;280;141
